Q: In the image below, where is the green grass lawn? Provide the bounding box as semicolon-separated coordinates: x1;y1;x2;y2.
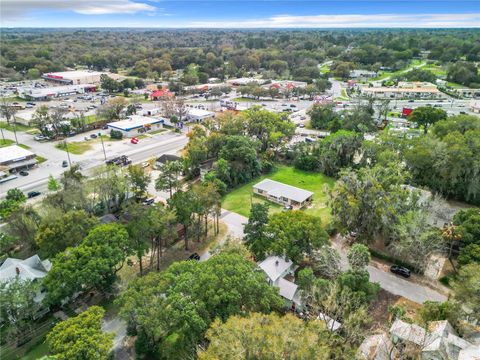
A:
55;141;92;155
0;139;15;147
222;165;335;224
0;121;34;132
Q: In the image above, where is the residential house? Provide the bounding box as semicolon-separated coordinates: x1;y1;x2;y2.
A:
253;179;313;209
153;153;181;170
258;256;301;310
0;255;52;319
389;319;480;360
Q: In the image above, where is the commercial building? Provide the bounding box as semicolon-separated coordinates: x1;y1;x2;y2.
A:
253;179;313;209
268;80;308;92
350;70;378;79
227;78;267;86
360;82;445;99
107;115;165;138
18;84;96;101
42;70;120;85
0;145;37;173
186;108;215;122
150;88;174;100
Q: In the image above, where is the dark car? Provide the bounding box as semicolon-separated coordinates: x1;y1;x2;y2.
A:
62;160;68;168
390;265;411;278
188;253;201;261
27;191;41;198
19;170;29;176
142;198;155;206
90;134;98;139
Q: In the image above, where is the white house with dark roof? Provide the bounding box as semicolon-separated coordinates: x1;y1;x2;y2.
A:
253;179;313;209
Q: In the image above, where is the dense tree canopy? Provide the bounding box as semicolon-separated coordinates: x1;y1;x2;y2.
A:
47;306;113;360
118;253;283;359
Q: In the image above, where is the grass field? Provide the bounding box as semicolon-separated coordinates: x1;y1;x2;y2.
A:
55;141;92;155
0;121;34;132
222;165;335;224
0;139;15;147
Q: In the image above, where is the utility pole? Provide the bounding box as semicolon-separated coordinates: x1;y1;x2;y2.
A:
12;121;19;145
99;133;107;161
64;140;72;167
0;128;5;145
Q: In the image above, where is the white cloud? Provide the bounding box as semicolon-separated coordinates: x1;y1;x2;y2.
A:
186;13;480;28
1;0;156;19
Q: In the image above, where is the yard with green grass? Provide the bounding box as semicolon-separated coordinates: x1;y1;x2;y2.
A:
0;121;34;132
0;139;15;147
222;165;335;224
55;141;92;155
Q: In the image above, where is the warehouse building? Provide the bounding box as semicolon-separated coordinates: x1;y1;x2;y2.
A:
107;115;165;138
42;70;120;85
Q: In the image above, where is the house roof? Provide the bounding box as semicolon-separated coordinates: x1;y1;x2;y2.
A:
0;255;51;283
276;277;298;301
390;319;427;346
458;344;480;360
258;256;293;282
156;154;181;164
359;333;394;360
187;108;215;117
151;89;173;98
253;179;313;203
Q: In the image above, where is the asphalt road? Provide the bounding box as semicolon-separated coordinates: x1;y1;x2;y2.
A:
219;212;448;304
0;128;188;198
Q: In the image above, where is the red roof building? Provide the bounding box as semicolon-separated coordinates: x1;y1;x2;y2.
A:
150;89;174;100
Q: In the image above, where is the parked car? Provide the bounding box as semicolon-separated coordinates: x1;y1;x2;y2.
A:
299;123;305;128
62;160;68;168
34;134;48;141
142;198;155;206
90;134;98;139
188;253;201;261
131;137;139;144
283;205;293;211
141;162;149;168
19;170;29;176
27;191;41;198
390;265;411;278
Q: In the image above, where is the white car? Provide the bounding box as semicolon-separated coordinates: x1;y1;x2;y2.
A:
141;162;149;168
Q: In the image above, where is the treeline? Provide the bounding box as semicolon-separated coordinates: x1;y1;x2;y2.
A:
1;29;479;86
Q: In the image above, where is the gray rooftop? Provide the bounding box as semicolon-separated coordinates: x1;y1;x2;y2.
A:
0;255;51;283
258;255;293;282
253;179;313;203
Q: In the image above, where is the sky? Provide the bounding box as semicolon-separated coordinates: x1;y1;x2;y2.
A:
1;0;480;28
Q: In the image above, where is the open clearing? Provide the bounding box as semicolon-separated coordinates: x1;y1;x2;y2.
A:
222;165;335;224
